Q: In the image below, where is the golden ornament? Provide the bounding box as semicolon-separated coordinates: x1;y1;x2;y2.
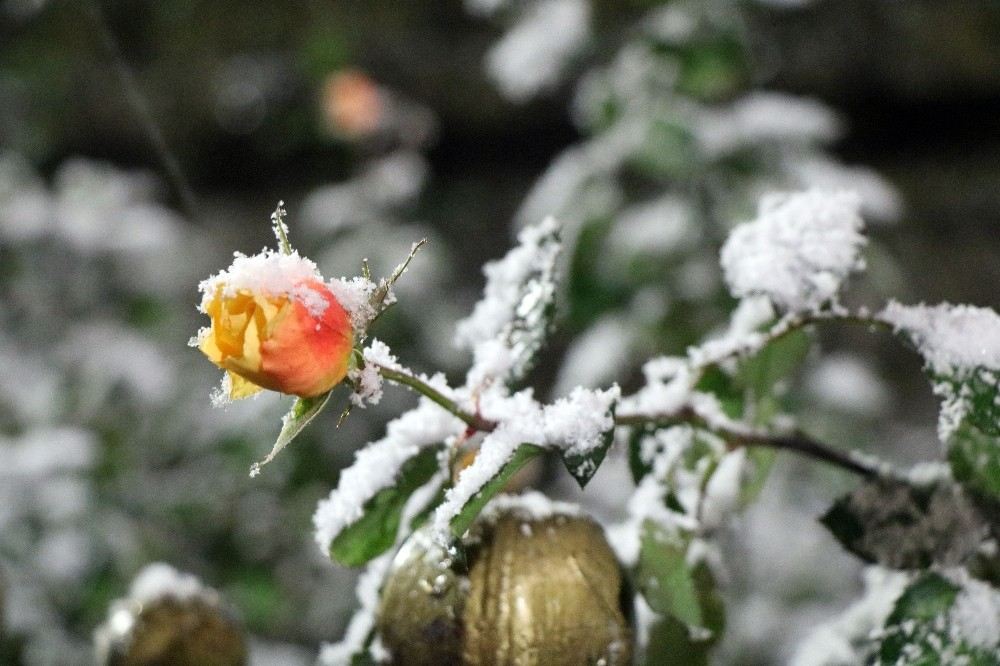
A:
377;500;632;665
95;596;247;666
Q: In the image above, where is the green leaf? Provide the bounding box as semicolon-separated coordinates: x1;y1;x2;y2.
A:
948;420;1000;501
251;391;333;476
735;328;810;423
330;446;443;567
636;521;724;642
449;444;545;538
642;615;711;666
820;479;990;569
561;403;617;488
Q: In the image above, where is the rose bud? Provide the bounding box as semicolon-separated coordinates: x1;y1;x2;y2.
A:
194;249;353;400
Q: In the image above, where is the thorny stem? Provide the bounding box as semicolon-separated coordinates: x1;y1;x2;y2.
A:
374;364;884;478
375;366;494;432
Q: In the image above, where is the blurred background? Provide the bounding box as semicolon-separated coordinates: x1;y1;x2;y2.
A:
1;0;998;663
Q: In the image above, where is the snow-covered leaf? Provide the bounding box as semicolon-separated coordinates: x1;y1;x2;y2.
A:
873;571;1000;665
251;391;333;476
636;521;724;642
551;388;619;488
457;217;561;387
821;479;991;570
448;443;544;538
330;445;444;566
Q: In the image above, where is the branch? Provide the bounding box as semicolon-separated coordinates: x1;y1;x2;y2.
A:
616;409;884;478
730;429;882;478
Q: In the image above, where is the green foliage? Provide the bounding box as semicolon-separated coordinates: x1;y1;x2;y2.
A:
636;521;725;646
449;444;545;537
330;446;444;566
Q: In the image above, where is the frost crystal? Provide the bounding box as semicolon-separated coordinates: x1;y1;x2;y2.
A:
312;401;465;554
348;339;396;408
720;189;866;313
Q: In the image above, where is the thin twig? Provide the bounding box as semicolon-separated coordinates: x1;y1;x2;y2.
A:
84;0;200;219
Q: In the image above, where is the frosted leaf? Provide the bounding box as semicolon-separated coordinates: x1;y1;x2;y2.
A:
485;0;590;103
869;569;1000;664
313;401;465;554
720;190;866;313
457;216;561;387
880;302;1000;379
881;301;1000;442
542;385;620;457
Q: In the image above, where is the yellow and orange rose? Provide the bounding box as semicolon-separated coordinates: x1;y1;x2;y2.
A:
195;251;353;400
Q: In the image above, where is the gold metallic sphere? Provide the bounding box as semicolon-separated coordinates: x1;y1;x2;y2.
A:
96;597;247;666
378;505;632;665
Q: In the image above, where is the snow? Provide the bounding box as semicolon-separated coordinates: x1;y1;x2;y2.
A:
943;568;1000;650
429;384;620;539
313;401;465;554
880;301;1000;441
880;301;1000;378
608;195;696;258
542;385;620;457
327;275;378;332
619;356;695;418
720;190;866;313
128;562;212;605
197;248;328;315
476;490;582;523
485;0;590;102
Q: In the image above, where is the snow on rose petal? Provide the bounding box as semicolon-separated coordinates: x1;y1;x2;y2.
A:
194;249;354;399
